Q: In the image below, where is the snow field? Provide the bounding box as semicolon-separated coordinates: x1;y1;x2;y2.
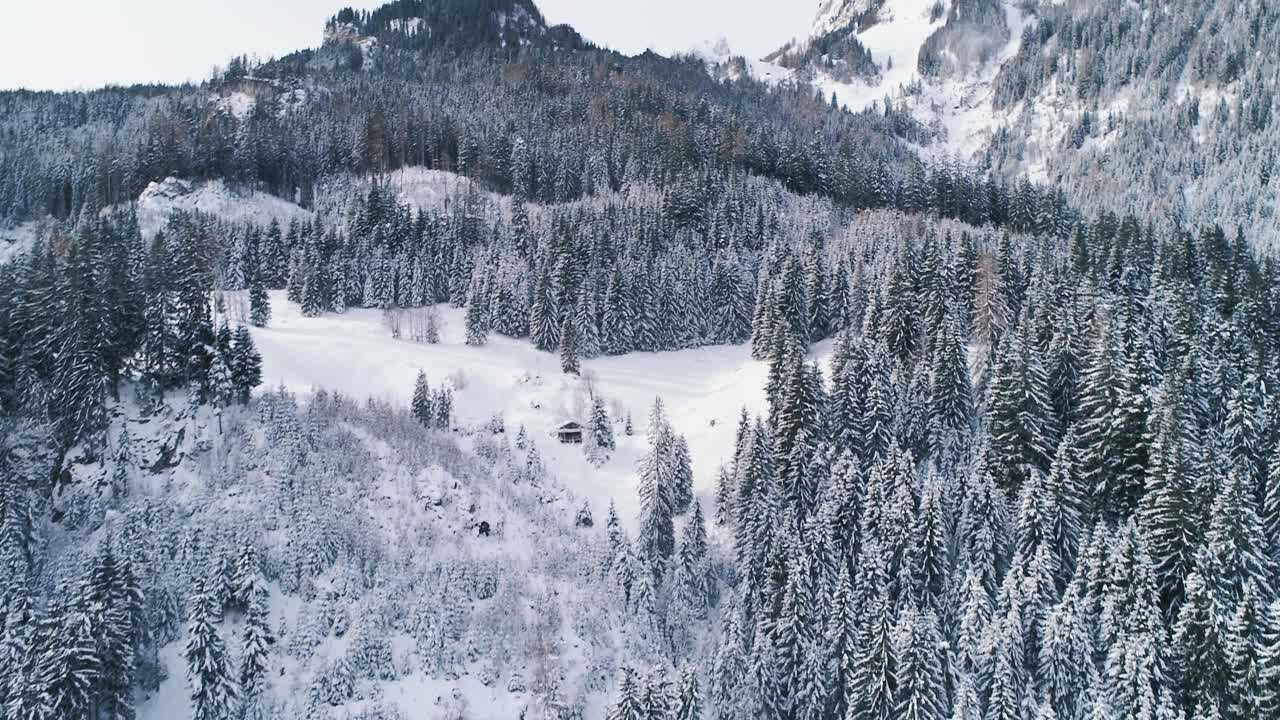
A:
250;291;816;530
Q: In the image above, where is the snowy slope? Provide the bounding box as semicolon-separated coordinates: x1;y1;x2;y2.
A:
110;339;636;719
129;177;314;237
248;291;831;528
729;0;1031;163
814;0;945;111
0;219;47;264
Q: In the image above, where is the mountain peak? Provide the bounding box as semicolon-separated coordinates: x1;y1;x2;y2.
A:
324;0;585;54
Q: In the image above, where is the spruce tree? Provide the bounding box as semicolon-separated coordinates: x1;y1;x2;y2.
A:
586;394;615;466
1224;580;1265;720
848;590;895;720
239;590;273;720
248;272;270;328
674;667;702;720
464;294;488;347
40;605;101;720
230;326;262;404
671;434;694;516
893;609;947;720
1174;567;1230;714
607;667;644;720
411;370;433;427
637;399;676;572
185;577;236;720
1260;599;1280;720
559;314;580;375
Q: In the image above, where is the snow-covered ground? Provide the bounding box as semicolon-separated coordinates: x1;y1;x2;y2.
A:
130;177;314;237
249;291;824;527
0;220;44;264
383;167;507;217
817;0;945;111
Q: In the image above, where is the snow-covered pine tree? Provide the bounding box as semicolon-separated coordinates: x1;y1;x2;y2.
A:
411;371;433;427
893;609;947;720
674;666;702;720
637;398;677;572
230;539;260;609
185;577;237;720
206;345;236;409
109;428;132;498
608;667;645;720
230;325;263;404
586;394;615;466
465;292;488;347
249;271;270;328
848;589;895;720
239;589;274;720
39;601;102;720
560;314;580;375
671;434;694;515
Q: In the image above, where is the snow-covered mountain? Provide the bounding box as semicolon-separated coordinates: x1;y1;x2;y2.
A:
749;0;1026;171
747;0;1280;247
319;0;586;68
4;3;1280;720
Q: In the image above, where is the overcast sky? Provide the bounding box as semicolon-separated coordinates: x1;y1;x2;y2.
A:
0;0;816;91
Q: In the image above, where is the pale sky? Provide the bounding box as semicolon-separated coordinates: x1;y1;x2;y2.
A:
0;1;817;91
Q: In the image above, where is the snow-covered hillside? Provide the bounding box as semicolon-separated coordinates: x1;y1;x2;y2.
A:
738;0;1031;162
106;285;778;719
0;219;47;264
130;177;314;237
248;291;823;526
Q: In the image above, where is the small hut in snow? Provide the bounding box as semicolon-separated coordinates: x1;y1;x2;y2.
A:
555;421;584;444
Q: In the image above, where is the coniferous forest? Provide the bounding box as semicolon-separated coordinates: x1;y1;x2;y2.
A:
1;1;1279;719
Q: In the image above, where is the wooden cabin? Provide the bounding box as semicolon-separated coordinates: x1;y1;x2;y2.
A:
555;421;584;444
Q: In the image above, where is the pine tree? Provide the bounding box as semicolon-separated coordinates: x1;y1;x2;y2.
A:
928;307;972;435
909;470;949;611
239;590;274;720
637;399;677;573
529;266;560;353
40;606;101;720
586;394;615;466
713;463;736;528
1202;469;1271;605
893;609;947;720
671;434;694;515
559;314;580;375
411;370;433;427
109;428;132;498
602;265;633;355
987;326;1056;493
848;590;895;720
821;567;857;720
74;542;142;720
230;539;260;609
464;293;488;347
230;326;262;404
1224;580;1265;720
207;346;236;408
674;667;702;720
248;272;270;328
643;669;674;720
432;386;452;430
1260;599;1280;720
608;667;644;720
1174;567;1229;714
185;577;236;720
